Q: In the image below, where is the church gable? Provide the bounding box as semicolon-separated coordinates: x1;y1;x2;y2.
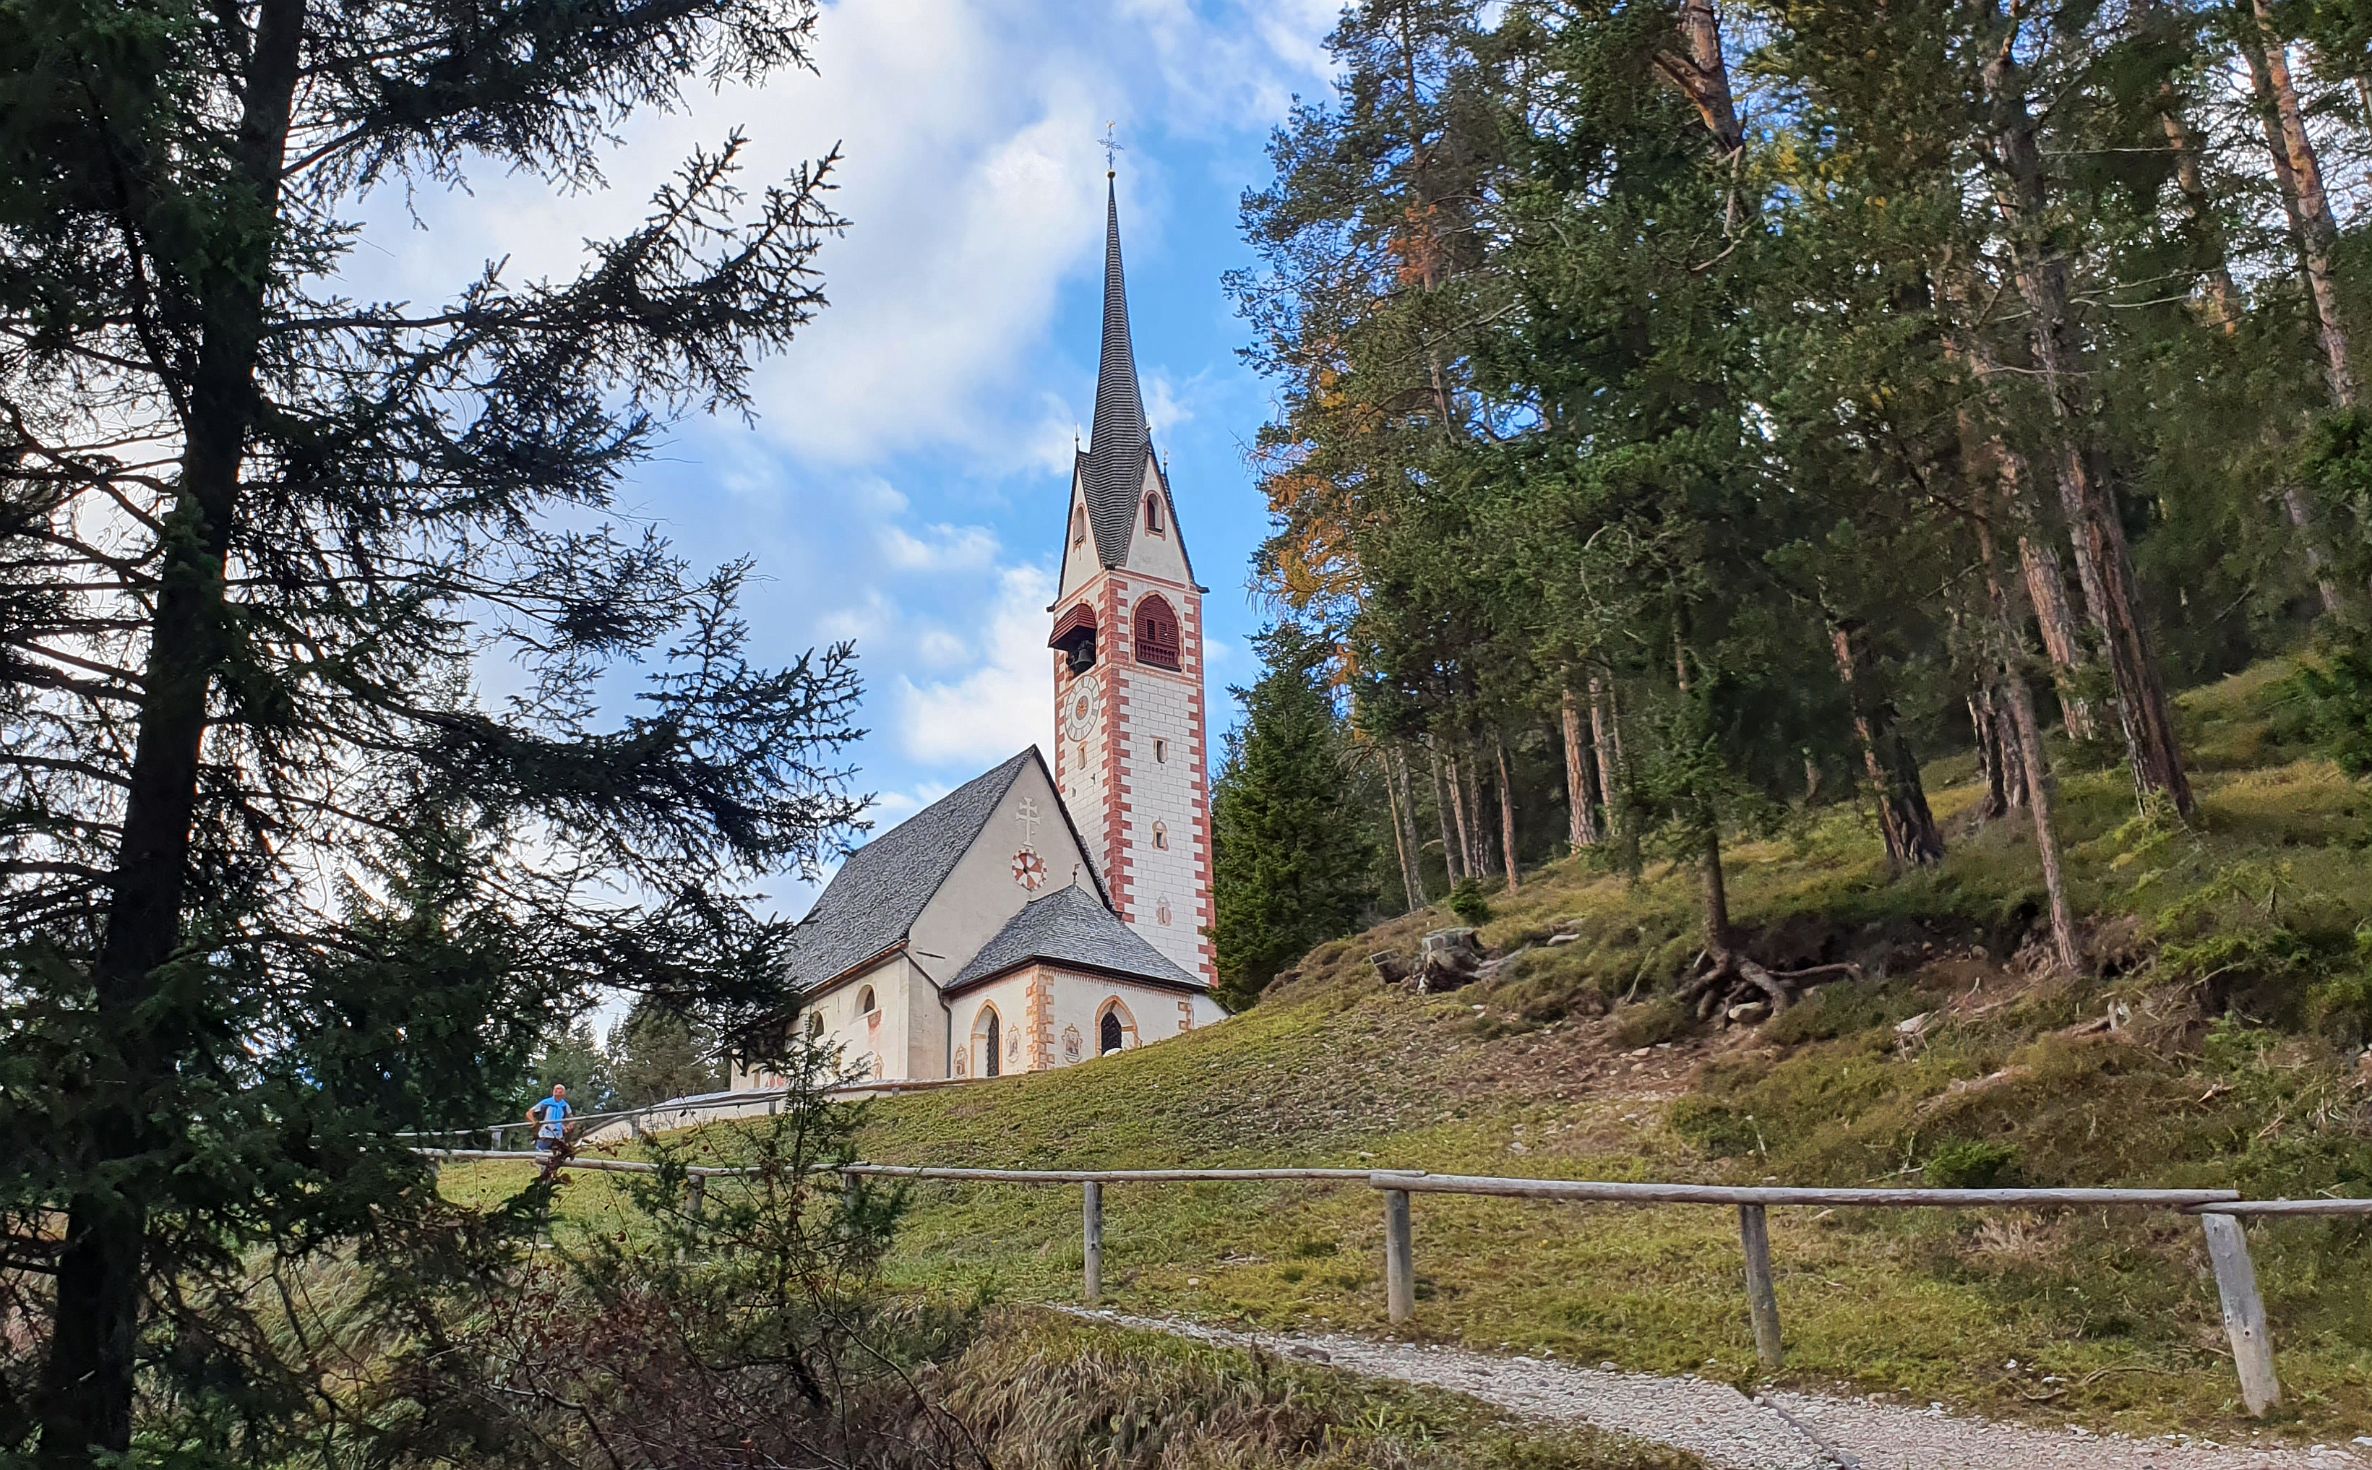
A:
1056;470;1101;599
1118;455;1193;585
781;750;1035;993
906;748;1102;981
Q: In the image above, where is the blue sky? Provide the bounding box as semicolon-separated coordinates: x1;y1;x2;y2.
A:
350;0;1342;917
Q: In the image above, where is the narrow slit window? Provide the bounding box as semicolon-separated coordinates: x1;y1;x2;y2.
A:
1152;821;1169;850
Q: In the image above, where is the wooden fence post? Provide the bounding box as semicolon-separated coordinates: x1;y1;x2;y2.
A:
1082;1180;1104;1306
842;1168;860;1233
2199;1213;2280;1416
1738;1203;1782;1368
1384;1188;1415;1324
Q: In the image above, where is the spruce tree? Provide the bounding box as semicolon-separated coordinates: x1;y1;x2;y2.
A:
1210;628;1381;1007
610;996;727;1108
0;0;862;1461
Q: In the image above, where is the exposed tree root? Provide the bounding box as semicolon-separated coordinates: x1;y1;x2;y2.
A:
1678;951;1863;1025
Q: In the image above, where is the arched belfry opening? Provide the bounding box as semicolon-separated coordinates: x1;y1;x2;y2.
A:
1133;594;1180;670
1049;603;1098;675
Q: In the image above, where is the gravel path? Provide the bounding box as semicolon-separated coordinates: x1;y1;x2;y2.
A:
1065;1309;2370;1470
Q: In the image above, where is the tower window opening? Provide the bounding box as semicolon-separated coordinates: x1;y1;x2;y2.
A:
1071;504;1088;546
1145;493;1165;533
1154;738;1167;763
1133;595;1181;670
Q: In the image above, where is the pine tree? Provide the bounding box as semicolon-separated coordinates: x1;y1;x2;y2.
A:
611;996;728;1108
0;0;863;1460
1210;628;1382;1007
526;1020;621;1117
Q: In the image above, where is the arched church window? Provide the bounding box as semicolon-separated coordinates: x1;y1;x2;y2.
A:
1097;999;1136;1056
1133;595;1181;670
1152;821;1168;850
1071;504;1088;546
1144;492;1164;533
857;985;877;1014
981;1007;1002;1079
806;1012;824;1040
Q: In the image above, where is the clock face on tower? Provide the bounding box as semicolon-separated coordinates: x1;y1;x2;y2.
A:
1063;675;1102;742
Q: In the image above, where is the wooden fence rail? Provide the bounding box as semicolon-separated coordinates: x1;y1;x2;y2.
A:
427;1149;2372;1419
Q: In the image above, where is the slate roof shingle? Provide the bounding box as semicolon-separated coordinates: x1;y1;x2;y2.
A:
1077;179;1157;571
950;882;1202;991
784;750;1036;990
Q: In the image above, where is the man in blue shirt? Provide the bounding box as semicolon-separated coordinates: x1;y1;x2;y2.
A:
527;1083;572;1169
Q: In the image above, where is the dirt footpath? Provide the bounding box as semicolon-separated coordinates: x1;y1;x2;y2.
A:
1069;1309;2370;1470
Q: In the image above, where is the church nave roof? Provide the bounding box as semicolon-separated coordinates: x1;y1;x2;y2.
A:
949;882;1202;993
784;749;1038;991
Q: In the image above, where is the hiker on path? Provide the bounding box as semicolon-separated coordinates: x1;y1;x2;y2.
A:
528;1083;573;1175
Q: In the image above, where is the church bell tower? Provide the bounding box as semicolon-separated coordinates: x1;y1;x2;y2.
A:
1047;174;1216;988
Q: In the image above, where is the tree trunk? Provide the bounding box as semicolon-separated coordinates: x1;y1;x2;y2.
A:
1661;0;1745;154
1458;744;1489;877
1943;303;2101;741
1979;518;2082;974
2246;1;2359;408
1971;688;2010;822
1588;673;1622;834
2016;532;2099;742
1981;40;2196;818
2239;11;2350;615
1829;617;1945;870
2138;5;2242;337
1699;820;1732;962
39;4;307;1464
1446;745;1479;881
1995;684;2029;810
1560;683;1601;850
1430;743;1463;885
1494;733;1521;891
1383;746;1424;913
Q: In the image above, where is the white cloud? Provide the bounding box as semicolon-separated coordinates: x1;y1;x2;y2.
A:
894;563;1057;767
878;521;1000;572
1144;371;1194;439
854;477;910;515
338;0;1338;482
912;626;969;666
817;589;892;643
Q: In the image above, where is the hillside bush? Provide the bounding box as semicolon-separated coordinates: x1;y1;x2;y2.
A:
1923;1139;2022;1189
1448;878;1495;927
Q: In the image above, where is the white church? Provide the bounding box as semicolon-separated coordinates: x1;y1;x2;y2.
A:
734;175;1225;1088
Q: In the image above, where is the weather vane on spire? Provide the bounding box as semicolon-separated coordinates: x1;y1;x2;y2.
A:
1101;121;1124;177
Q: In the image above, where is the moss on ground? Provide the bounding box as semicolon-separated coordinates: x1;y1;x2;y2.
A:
448;658;2372;1442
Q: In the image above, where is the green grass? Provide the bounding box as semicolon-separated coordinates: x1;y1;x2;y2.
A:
936;1309;1698;1469
449;657;2372;1443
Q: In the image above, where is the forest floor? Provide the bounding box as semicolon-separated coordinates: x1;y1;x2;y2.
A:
443;658;2372;1446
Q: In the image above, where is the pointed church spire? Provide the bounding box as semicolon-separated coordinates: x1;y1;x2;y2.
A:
1077;175;1152;567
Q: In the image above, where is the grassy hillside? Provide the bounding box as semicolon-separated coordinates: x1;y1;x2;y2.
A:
454;660;2372;1441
